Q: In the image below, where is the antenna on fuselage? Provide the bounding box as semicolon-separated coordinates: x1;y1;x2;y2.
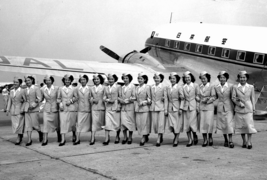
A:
169;12;172;24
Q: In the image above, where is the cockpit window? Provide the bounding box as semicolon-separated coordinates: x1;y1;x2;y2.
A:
253;53;264;64
236;51;246;61
184;43;191;51
195;45;203;53
208;47;216;55
165;40;170;47
222;49;230;58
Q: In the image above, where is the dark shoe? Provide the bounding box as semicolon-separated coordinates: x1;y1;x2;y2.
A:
72;135;76;143
193;135;198;145
15;141;22;145
242;143;247;148
59;140;66;146
114;137;120;144
209;139;213;146
139;141;145;146
224;141;229;147
38;132;43;142
127;140;132;145
160;136;163;143
229;142;234;148
73;140;80;145
186;141;193;147
122;138;128;145
90;139;95;145
173;142;179;147
156;143;161;147
247;144;252;149
103;139;110;146
202;142;208;147
41;140;48;146
145;135;149;142
26;140;32;146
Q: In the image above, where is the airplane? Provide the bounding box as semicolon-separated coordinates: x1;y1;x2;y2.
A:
0;22;267;115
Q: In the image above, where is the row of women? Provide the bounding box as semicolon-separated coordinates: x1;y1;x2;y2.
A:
6;70;257;149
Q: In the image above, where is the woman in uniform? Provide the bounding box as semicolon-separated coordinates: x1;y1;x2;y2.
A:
6;77;26;145
90;74;105;145
57;74;78;146
135;72;151;146
166;72;183;147
198;71;216;147
119;73;136;144
24;75;43;146
41;75;60;146
102;74;121;145
232;71;257;149
150;73;168;147
180;71;199;147
214;71;235;148
74;74;91;145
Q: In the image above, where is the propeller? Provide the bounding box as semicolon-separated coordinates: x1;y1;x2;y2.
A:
100;45;121;61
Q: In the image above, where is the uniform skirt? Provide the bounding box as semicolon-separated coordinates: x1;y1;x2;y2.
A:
25;112;40;131
199;110;215;133
234;112;257;134
91;110;105;131
76;112;91;133
151;111;166;134
121;110;136;131
11;114;25;134
216;111;234;134
103;110;120;131
43;112;58;133
168;111;183;133
183;110;198;132
136;112;151;135
59;111;77;134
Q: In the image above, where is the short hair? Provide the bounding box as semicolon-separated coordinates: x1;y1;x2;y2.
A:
93;74;105;85
43;76;55;84
25;76;35;85
62;75;74;85
237;73;249;80
79;75;89;83
17;79;23;85
169;74;180;83
121;74;133;83
217;73;229;81
199;73;211;82
108;74;118;82
141;75;148;84
182;73;195;84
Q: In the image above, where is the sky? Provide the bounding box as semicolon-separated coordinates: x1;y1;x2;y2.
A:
0;0;267;62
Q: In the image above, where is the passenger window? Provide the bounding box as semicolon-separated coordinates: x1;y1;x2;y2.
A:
165;40;170;47
174;41;180;49
184;43;191;51
208;47;216;55
222;49;230;58
254;53;264;64
176;32;182;38
236;51;246;61
195;45;203;53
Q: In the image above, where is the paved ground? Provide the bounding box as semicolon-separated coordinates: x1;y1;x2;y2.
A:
1;96;267;180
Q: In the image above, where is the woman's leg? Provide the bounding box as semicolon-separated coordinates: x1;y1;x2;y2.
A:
27;131;32;143
247;134;252;147
241;133;246;146
115;129;121;142
122;129;127;141
91;131;96;142
72;131;76;142
208;133;213;146
43;133;48;143
74;132;81;144
186;131;193;146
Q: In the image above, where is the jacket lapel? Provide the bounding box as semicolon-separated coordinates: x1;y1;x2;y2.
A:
238;86;245;94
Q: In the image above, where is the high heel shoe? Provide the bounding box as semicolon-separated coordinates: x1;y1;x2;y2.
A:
139;141;145;146
193;135;198;145
156;142;161;147
173;141;179;147
73;140;80;145
114;137;120;144
59;140;66;146
127;139;132;145
209;139;213;146
122;138;128;145
242;142;247;148
41;140;48;146
15;140;22;145
224;141;229;147
145;135;149;142
247;143;252;149
15;134;23;145
89;139;95;145
229;142;234;148
72;135;76;143
202;141;208;147
26;140;32;146
103;139;110;146
186;141;193;147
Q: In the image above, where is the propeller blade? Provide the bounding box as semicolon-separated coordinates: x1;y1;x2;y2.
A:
140;47;151;54
100;45;121;60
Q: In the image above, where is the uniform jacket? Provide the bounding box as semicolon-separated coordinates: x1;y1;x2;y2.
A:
232;83;255;113
166;84;182;112
180;83;199;111
91;85;105;111
77;85;91;112
135;84;151;112
103;84;121;111
150;83;168;112
120;83;136;111
198;83;216;111
6;87;26;115
24;85;42;112
214;83;234;112
41;85;59;113
57;86;78;112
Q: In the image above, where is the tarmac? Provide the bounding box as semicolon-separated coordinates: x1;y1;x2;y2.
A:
0;98;267;180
